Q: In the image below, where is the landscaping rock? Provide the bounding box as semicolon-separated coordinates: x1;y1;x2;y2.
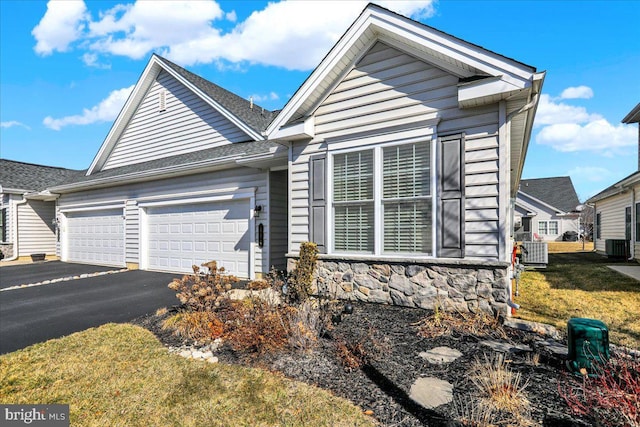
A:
419;347;462;364
504;318;562;340
480;339;531;354
409;377;453;409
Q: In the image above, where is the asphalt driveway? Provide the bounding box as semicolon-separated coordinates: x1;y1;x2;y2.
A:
0;268;179;354
0;261;121;290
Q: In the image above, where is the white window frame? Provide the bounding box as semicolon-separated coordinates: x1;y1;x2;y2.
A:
538;220;559;235
326;137;436;258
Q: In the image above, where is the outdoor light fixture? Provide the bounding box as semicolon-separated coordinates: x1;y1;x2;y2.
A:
254;205;262;218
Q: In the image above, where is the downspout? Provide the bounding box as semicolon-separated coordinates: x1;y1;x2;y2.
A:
4;196;28;262
505;93;539;313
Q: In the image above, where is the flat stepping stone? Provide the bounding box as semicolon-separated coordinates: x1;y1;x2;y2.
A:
409;377;453;409
419;346;462;364
480;340;531;354
534;339;568;359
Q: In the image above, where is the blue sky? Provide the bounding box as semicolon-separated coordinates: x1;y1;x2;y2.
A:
1;1;639;201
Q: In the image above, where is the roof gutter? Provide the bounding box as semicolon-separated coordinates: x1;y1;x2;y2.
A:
50;154;245;193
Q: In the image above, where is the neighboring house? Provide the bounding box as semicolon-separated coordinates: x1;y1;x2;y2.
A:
0;160;79;260
514;177;581;242
587;102;640;258
29;4;544;316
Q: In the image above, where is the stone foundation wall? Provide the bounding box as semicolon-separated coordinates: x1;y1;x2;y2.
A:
288;257;510;316
0;243;13;260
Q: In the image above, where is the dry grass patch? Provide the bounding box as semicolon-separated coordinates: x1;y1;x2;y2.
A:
0;323;375;427
514;252;640;348
546;241;594;253
416;309;507;340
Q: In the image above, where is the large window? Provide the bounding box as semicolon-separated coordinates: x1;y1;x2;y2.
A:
332;141;433;255
538;220;558;235
333;150;374;252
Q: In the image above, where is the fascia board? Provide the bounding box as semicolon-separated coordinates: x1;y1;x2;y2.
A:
158;61;264;142
458;77;522;107
87;58;162;176
0;187;29;194
269;116;315;141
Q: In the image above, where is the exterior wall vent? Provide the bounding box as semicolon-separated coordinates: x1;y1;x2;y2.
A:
158;90;166;112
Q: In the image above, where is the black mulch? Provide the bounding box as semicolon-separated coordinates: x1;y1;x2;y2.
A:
132;302;592;427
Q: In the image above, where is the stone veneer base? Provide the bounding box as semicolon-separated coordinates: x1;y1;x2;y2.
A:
287;255;510;316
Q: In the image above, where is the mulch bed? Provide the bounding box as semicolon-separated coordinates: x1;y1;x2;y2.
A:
133;302;592;427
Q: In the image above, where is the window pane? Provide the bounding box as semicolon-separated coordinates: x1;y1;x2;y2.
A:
538;221;548;234
383;142;430;199
333;150;373;202
383;201;432;253
334;203;374;252
549;221;558;234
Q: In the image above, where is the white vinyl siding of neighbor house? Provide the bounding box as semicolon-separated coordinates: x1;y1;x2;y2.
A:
594;192;630;253
17;200;56;256
289;42;500;260
57;168;269;276
102;70;250;171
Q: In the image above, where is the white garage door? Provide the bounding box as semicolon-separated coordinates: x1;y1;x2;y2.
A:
66;209;125;266
146;200;250;277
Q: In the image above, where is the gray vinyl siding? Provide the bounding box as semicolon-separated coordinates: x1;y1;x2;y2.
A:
269;170;288;271
103;70;250;171
57;168;268;275
17;200;56;256
594;192;630;253
289;42;501;260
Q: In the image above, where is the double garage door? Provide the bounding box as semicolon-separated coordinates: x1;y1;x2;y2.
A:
65;201;250;277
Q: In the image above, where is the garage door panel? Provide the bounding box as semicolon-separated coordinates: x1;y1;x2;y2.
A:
147;200;250;277
67;209;125;267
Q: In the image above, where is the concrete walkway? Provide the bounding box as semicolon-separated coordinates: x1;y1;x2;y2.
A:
608;265;640;281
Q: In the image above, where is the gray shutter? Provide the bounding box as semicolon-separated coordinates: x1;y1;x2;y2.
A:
309;154;327;253
438;134;465;258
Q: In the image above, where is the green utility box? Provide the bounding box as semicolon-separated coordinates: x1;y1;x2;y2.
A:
567;318;609;374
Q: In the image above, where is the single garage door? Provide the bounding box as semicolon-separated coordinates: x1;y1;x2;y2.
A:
146;200;250;277
66;209;125;266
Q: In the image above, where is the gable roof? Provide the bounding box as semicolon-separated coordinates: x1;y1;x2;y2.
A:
87;54;275;175
0;159;81;193
158;56;277;133
622;102;640;123
266;3;543;138
519;177;580;213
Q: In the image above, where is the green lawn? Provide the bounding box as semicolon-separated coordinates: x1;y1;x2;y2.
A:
514;252;640;349
0;323;375;427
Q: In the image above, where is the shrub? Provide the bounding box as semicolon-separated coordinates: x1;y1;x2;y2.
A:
161;311;225;342
167;261;238;312
285;242;318;305
335;339;367;371
286;300;322;352
417;309;507;340
559;355;640;427
220;298;294;356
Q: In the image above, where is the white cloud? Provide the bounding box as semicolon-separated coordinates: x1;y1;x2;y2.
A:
32;0;88;55
1;121;30;130
82;52;110;69
225;10;237;22
43;85;134;130
535;119;636;153
32;0;436;70
534;94;601;126
560;85;594;100
567;166;614;183
250;92;280;103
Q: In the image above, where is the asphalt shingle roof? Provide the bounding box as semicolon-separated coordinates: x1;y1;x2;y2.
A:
156;55;277;133
55;140;280;187
0;159;82;192
519;176;581;213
